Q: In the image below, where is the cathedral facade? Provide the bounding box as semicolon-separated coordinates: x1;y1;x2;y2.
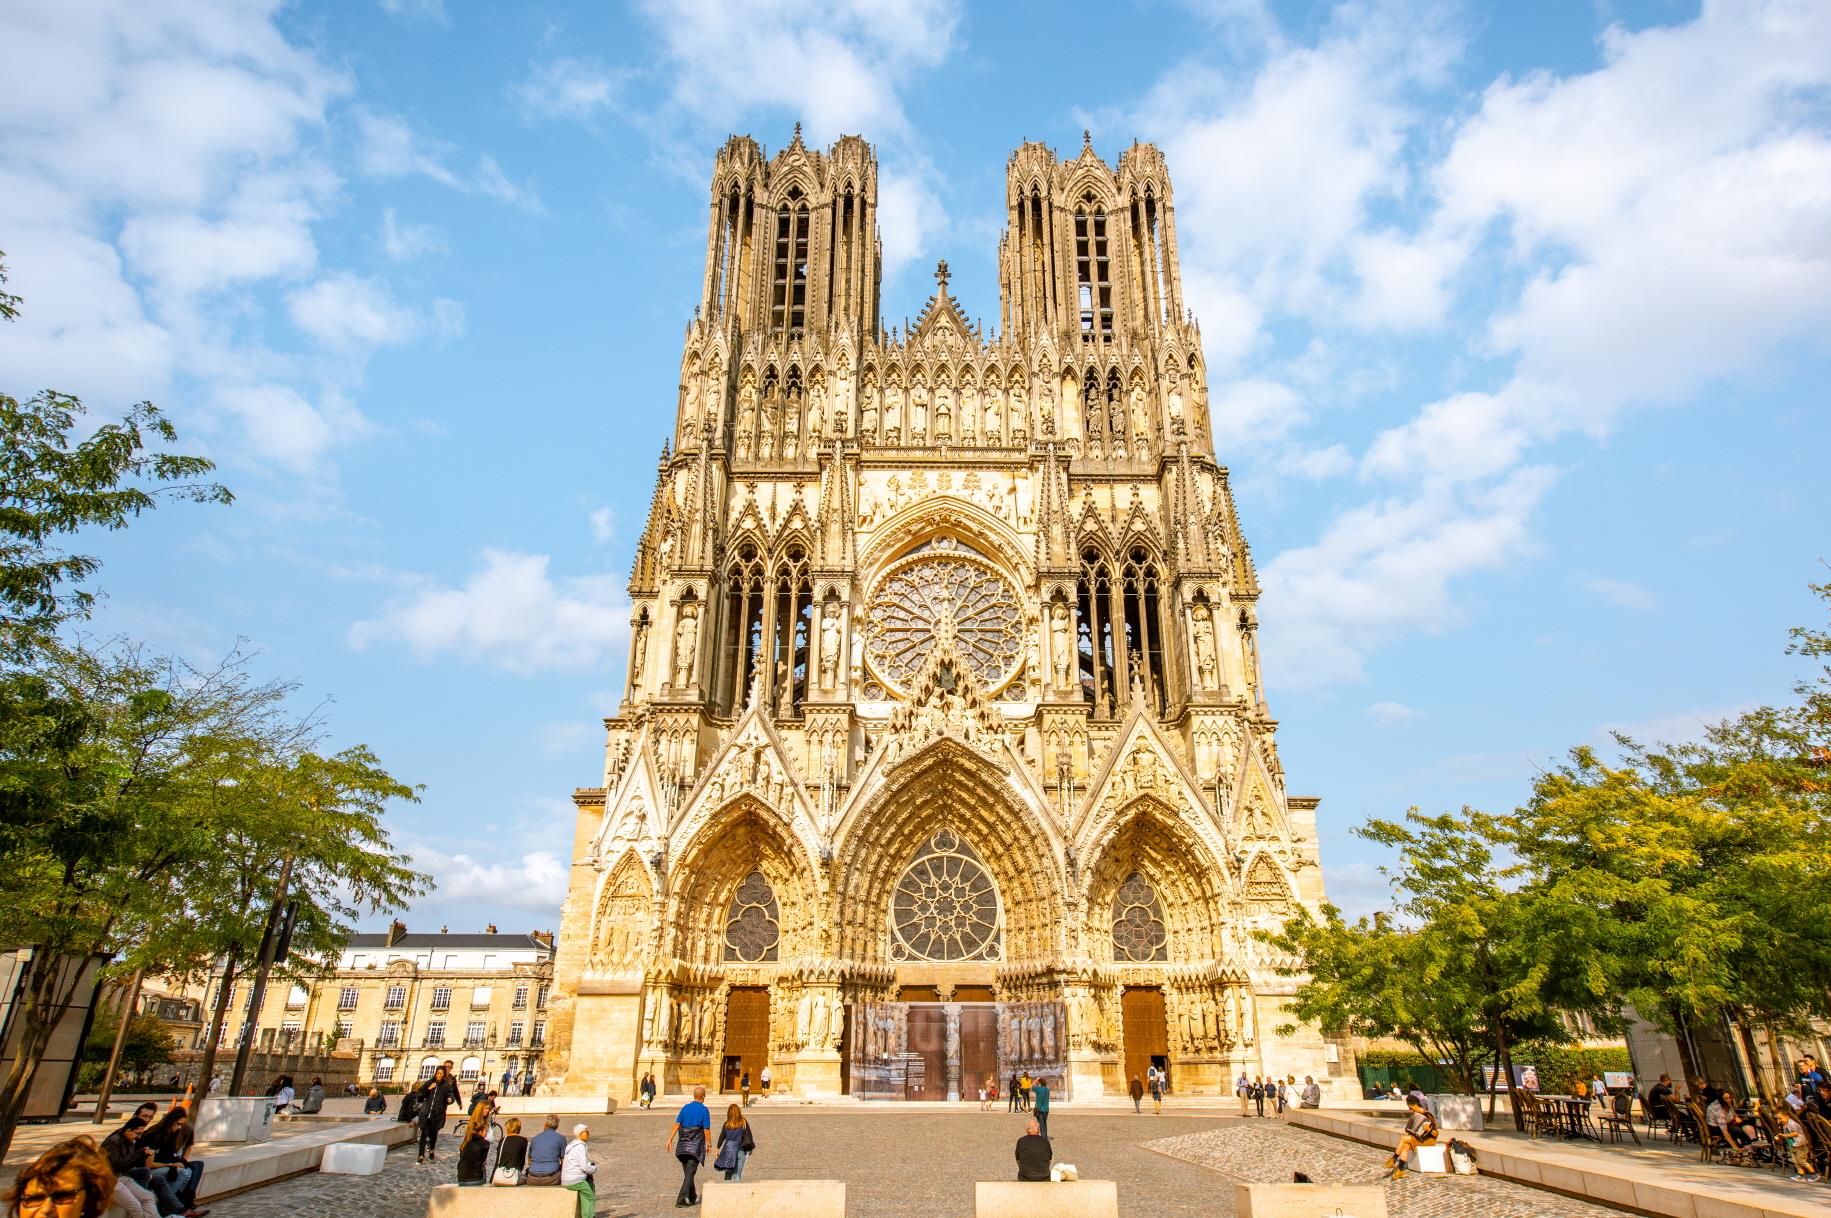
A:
543;130;1339;1101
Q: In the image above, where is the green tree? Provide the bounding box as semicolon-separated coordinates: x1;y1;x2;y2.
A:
80;1001;174;1089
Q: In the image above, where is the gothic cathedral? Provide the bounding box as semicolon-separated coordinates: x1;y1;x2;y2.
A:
544;130;1338;1102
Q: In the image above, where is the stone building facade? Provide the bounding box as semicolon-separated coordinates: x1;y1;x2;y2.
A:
545;129;1337;1102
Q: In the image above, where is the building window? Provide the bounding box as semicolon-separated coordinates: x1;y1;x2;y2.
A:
378;1021;402;1048
337;987;359;1010
419;1056;439;1080
889;829;1001;962
723;871;781;962
384;985;406;1010
512;985;529;1011
425;1022;445;1048
375;1056;396;1081
470;986;492;1009
536;984;549;1010
507;1021;524;1047
1111;873;1168;962
430;986;452;1010
770;192;809;331
1074;202;1113;339
464;1021;486;1047
334;1019;353;1040
459;1056;483;1082
531;1021;546;1048
285;984;308;1010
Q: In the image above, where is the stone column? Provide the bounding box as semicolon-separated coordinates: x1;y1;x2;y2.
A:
944;1003;962;1102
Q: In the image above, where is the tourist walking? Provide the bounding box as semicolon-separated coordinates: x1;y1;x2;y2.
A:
561;1124;597;1217
714;1104;756;1181
1236;1071;1250;1116
416;1065;462;1162
1019;1071;1033;1112
1276;1078;1289;1115
525;1115;566;1185
1032;1077;1052;1138
1151;1067;1165;1114
1252;1076;1267;1117
1014;1118;1052;1181
667;1084;713;1207
1008;1071;1021;1113
1128;1075;1144;1113
760;1065;772;1098
741;1070;752;1107
641;1071;657;1109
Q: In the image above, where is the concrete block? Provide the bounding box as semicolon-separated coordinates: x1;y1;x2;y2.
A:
975;1180;1118;1218
1235;1183;1389;1218
1428;1094;1484;1130
320;1142;386;1175
1406;1144;1448;1173
194;1097;275;1144
492;1095;617;1117
702;1180;846;1218
425;1183;578;1217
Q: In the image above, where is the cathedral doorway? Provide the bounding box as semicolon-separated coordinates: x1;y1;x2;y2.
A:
959;1005;998;1098
1122;986;1169;1090
721;986;770;1091
904;1006;947;1100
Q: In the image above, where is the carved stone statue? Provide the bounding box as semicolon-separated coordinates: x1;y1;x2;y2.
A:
1190;603;1218;689
818;600;842;688
934;384;952;438
861;381;879;438
1130;383;1149;438
885;384;903;440
630;614;649;685
672;603;699;686
1050;602;1073;689
911;383;928;438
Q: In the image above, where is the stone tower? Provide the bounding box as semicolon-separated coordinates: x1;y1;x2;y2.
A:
542;129;1338;1102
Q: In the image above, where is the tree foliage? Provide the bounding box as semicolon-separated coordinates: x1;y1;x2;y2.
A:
79;1001;175;1088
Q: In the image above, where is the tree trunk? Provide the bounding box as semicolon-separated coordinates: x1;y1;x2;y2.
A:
1486;1027;1504;1119
93;966;146;1120
229;854;294;1095
1497;1018;1523;1133
191;948;240;1105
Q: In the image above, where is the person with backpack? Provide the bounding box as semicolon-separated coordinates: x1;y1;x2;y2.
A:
713;1104;756;1181
1149;1066;1165;1114
1387;1094;1440;1179
416;1065;462;1163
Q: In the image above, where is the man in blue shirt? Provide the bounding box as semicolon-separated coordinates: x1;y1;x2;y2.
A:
666;1084;713;1207
526;1114;566;1182
1032;1078;1052;1137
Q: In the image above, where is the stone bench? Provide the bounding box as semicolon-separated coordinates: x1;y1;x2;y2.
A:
1235;1182;1388;1217
492;1096;617;1116
975;1180;1118;1218
319;1142;386;1175
425;1183;578;1216
702;1180;846;1217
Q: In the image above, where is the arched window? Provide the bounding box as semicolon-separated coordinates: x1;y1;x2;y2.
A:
418;1056;440;1080
720;542;767;712
1120;546;1166;713
771;190;810;331
1074;199;1112;339
1111;872;1167;962
374;1056;396;1081
774;543;813;716
890;829;1001;962
723;871;781;962
1077;547;1116;716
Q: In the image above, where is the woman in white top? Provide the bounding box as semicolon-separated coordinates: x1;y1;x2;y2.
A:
560;1124;596;1218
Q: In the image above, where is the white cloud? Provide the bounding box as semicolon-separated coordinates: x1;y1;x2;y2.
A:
409;845;567;915
1584;577;1659;612
349;549;632;674
1598;702;1755;749
209;381;371;474
355;110;541;211
380;207;447;261
379;0;447;21
515;58;624;123
1365;700;1421;724
288;273;423;349
588;507;616;544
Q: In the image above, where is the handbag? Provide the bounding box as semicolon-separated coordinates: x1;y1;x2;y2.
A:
491;1166;522;1186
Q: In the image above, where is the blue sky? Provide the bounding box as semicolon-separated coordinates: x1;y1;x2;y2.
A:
2;0;1828;934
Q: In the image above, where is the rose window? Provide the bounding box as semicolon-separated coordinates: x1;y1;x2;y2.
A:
889;829;1001;962
1111;872;1167;962
723;871;780;962
862;540;1023;698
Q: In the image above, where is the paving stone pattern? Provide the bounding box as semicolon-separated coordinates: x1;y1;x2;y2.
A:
1145;1122;1634;1218
203;1108;1632;1218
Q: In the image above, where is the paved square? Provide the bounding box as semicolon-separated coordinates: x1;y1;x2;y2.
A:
201;1107;1635;1217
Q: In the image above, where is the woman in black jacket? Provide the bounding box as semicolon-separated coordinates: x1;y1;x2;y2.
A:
416;1066;461;1162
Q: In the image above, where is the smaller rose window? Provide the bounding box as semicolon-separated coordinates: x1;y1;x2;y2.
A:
890;829;1001;962
723;871;780;962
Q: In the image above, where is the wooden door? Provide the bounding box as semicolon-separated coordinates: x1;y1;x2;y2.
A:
904;1006;947;1100
1122;986;1168;1091
959;1005;999;1099
722;987;770;1084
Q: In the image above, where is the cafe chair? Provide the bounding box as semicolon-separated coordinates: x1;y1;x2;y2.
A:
1600;1092;1640;1146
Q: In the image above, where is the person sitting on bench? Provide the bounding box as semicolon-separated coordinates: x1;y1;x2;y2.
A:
1386;1095;1439;1178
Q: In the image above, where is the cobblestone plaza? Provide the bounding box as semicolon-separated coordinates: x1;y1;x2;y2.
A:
203;1108;1630;1217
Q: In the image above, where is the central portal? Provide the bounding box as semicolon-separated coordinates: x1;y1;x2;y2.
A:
847;999;1066;1100
1122;986;1169;1090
